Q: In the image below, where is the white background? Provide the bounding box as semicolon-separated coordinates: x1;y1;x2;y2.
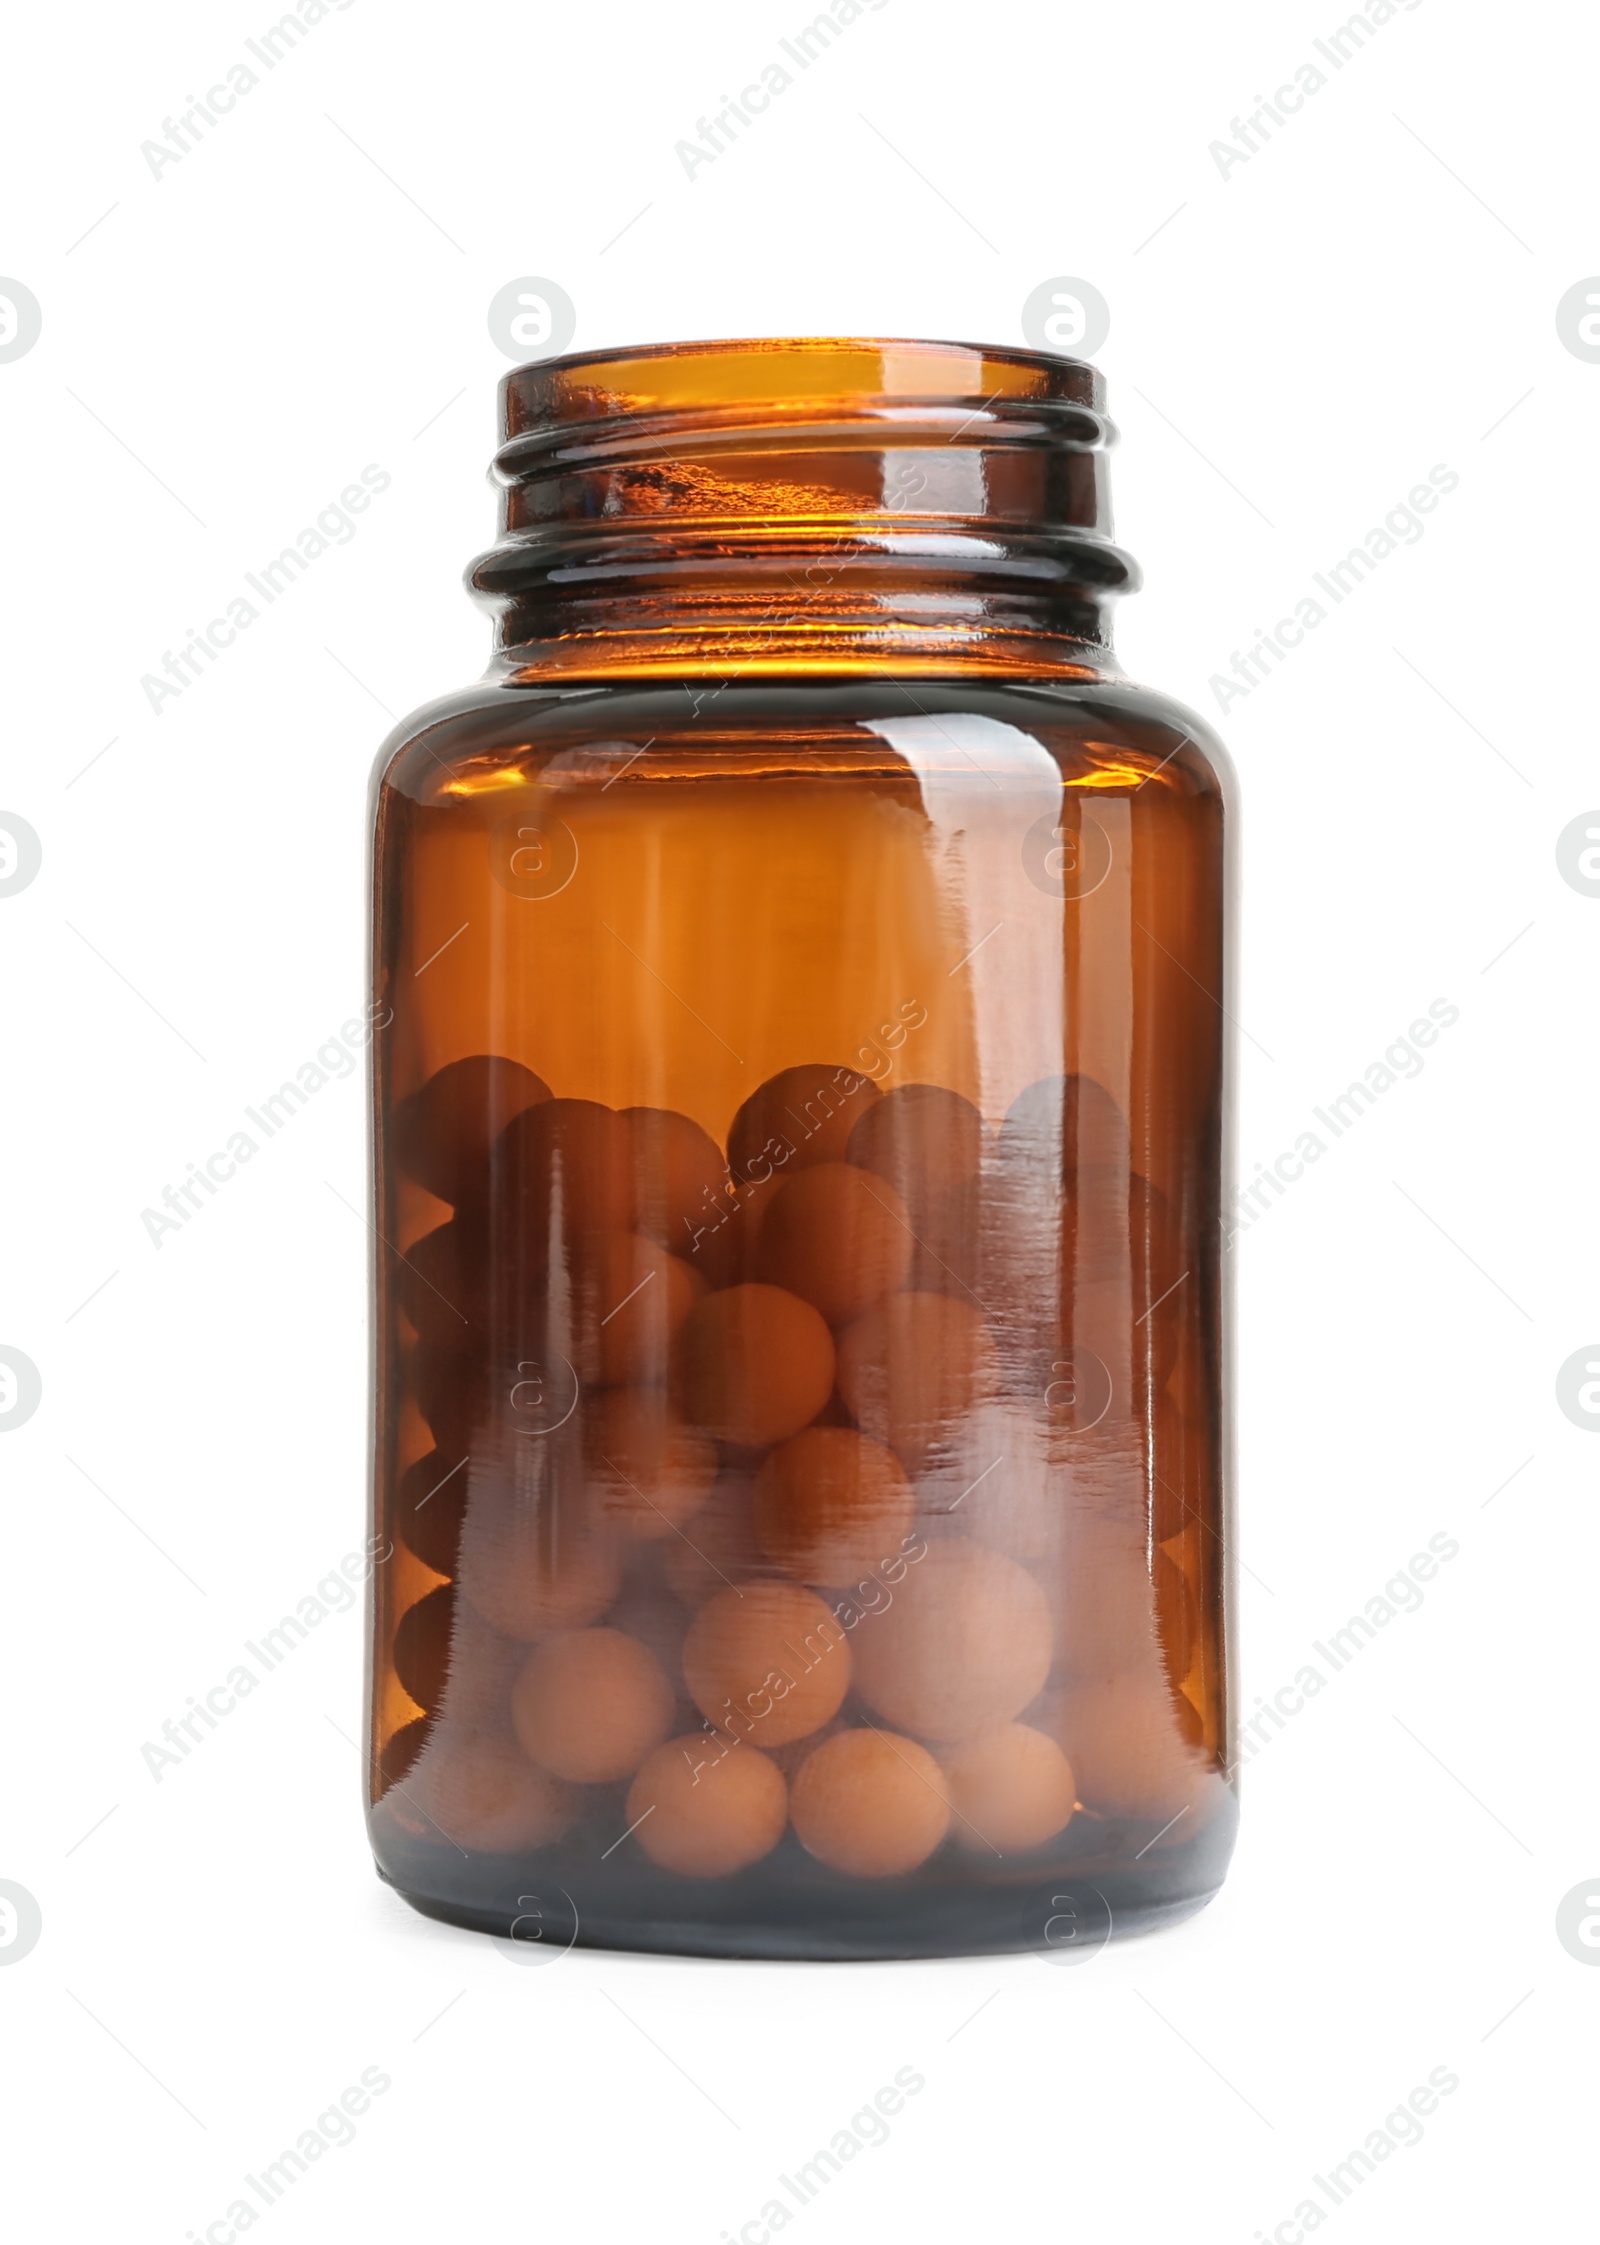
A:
1;0;1594;2237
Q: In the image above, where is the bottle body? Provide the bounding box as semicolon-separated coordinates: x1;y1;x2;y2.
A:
365;670;1236;1958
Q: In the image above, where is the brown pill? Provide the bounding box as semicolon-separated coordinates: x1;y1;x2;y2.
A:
752;1427;913;1585
903;1174;986;1299
678;1283;836;1448
1053;1493;1206;1682
998;1074;1128;1183
492;1097;638;1247
756;1162;912;1325
413;1340;586;1457
623;1106;731;1252
790;1728;950;1877
1059;1164;1172;1282
460;1518;621;1642
409;1728;575;1852
986;1099;1140;1360
662;1472;764;1608
1048;1668;1210;1823
431;1615;526;1732
510;1627;674;1783
852;1539;1052;1743
549;1228;700;1386
585;1390;716;1540
1028;1169;1182;1417
940;1723;1077;1852
847;1082;984;1215
726;1062;883;1183
395;1219;490;1346
983;1137;1179;1393
683;1581;851;1747
396;1451;470;1577
410;1343;491;1455
626;1736;789;1877
680;1170;786;1291
379;1715;431;1793
836;1292;999;1471
914;1402;1063;1564
393;1583;457;1713
393;1055;551;1209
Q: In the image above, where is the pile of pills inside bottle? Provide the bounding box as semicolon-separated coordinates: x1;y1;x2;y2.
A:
376;1057;1213;1882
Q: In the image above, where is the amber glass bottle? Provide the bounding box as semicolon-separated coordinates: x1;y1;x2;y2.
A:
365;338;1236;1958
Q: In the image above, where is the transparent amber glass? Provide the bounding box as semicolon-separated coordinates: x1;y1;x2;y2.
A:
365;338;1237;1958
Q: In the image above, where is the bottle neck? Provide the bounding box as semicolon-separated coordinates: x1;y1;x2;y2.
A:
474;527;1128;684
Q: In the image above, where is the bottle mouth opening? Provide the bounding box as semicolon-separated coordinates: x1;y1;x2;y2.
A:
492;335;1118;501
474;337;1136;681
499;334;1106;441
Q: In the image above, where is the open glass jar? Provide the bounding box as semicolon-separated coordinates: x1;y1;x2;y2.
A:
365;337;1237;1958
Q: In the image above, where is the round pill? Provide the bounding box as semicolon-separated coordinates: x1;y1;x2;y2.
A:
510;1627;674;1783
379;1715;430;1794
999;1073;1128;1182
790;1728;950;1876
1062;1164;1177;1287
549;1228;700;1386
585;1390;716;1540
913;1402;1063;1565
410;1343;491;1455
852;1539;1052;1742
940;1722;1077;1852
727;1062;882;1182
396;1450;470;1577
836;1292;998;1471
752;1426;913;1585
903;1174;986;1299
756;1162;912;1325
393;1055;551;1209
396;1219;489;1346
492;1097;638;1248
430;1613;525;1732
461;1517;621;1642
681;1170;787;1291
683;1581;851;1747
393;1583;457;1713
982;1091;1085;1326
627;1735;788;1877
1053;1513;1178;1681
678;1283;835;1447
409;1728;575;1852
1048;1669;1211;1823
847;1081;984;1213
623;1106;731;1250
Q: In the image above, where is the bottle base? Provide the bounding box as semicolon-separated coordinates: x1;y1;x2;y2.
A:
373;1795;1235;1962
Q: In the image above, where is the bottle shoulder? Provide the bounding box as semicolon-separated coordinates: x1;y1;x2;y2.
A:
369;671;1234;809
1032;671;1238;809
